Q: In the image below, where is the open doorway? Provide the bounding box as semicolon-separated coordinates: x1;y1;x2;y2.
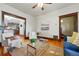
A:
2;11;26;38
59;12;78;38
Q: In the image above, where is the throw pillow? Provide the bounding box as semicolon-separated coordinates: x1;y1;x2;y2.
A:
67;32;78;43
73;39;79;46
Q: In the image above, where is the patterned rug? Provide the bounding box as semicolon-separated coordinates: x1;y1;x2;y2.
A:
10;42;63;56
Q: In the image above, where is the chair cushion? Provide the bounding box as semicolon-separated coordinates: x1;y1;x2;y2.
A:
2;40;8;47
29;32;37;39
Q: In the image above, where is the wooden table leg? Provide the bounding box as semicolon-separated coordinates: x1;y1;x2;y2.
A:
27;44;36;56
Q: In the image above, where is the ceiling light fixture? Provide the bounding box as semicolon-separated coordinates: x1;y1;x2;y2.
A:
32;3;52;11
61;20;63;23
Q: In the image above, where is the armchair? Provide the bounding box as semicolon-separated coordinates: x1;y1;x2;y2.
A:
2;33;14;53
29;32;37;43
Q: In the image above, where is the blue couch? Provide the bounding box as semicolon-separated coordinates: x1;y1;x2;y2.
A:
64;36;79;56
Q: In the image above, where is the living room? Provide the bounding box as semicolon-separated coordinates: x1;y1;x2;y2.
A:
0;3;79;56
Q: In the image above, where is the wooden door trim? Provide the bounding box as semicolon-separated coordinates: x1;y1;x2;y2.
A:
2;11;26;37
59;12;78;38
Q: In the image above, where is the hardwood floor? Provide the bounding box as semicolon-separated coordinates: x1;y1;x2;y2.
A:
0;36;64;56
46;39;63;48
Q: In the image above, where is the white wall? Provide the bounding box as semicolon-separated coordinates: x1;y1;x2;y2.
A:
1;3;79;41
36;4;79;38
0;4;36;42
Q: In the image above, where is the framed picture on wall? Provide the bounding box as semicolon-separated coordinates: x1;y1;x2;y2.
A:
41;24;49;30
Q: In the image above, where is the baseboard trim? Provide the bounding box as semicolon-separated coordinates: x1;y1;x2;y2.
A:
25;37;29;39
25;36;53;40
0;42;2;46
37;36;53;40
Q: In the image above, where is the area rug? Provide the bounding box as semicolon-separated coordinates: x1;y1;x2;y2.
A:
42;45;64;56
10;39;63;56
10;44;63;56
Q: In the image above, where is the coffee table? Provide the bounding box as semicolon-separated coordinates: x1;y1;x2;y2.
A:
27;40;49;56
10;39;63;56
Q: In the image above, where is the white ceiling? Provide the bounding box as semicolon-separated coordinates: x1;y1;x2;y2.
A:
6;3;74;16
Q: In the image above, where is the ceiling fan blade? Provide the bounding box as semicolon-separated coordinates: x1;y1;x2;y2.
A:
32;4;38;8
45;3;52;4
41;7;44;11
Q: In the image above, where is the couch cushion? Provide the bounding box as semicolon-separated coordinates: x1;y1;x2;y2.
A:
67;32;78;43
64;42;79;52
64;35;67;42
73;38;79;46
64;48;79;56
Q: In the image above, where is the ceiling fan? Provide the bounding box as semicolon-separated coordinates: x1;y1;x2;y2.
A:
32;3;52;11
